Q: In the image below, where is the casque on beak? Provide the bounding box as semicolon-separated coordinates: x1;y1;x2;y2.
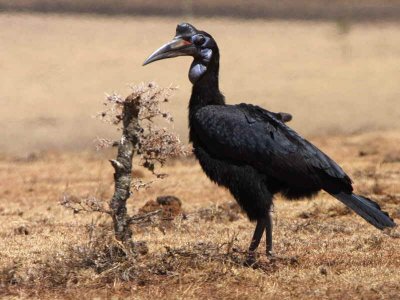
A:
143;37;196;66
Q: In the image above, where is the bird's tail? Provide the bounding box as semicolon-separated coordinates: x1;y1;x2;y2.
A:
330;192;396;230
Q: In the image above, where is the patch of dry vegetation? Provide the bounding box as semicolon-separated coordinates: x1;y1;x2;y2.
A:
1;131;399;299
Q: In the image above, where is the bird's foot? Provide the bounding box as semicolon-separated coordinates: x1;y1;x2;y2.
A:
244;251;258;267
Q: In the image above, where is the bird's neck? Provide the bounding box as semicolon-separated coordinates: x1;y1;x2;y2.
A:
189;51;225;116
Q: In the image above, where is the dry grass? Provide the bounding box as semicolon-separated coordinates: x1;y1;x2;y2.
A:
1;14;400;154
1;131;400;299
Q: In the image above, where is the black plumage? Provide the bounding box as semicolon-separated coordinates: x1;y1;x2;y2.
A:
144;23;396;257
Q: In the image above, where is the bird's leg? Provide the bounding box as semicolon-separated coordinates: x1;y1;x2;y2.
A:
249;218;266;252
265;210;273;257
264;210;298;264
246;218;266;265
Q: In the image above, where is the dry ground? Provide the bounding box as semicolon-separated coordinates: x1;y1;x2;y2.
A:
1;131;400;299
1;14;400;154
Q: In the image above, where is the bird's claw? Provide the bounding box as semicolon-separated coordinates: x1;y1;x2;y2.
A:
266;250;274;259
244;251;257;267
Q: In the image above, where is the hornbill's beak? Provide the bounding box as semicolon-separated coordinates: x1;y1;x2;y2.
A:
143;37;196;66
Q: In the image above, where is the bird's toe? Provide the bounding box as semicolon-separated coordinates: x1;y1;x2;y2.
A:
244;252;258;267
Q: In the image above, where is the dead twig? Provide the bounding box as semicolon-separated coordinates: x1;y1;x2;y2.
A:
128;209;162;224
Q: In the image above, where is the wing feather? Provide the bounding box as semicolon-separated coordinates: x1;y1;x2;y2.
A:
192;103;352;193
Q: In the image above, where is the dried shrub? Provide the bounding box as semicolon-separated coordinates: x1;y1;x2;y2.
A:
60;193;110;215
97;82;188;174
70;82;189;245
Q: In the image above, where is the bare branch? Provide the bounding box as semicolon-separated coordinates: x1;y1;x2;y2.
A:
128;210;162;224
60;193;110;215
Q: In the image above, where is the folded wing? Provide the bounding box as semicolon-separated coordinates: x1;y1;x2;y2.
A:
192;103;352;194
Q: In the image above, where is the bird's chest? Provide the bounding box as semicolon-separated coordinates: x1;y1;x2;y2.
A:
192;142;253;190
192;142;229;185
192;142;273;222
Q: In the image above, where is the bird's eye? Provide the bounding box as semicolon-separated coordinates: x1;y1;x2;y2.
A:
193;35;206;45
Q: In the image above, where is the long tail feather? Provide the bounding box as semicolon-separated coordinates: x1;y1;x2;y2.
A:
330;192;396;230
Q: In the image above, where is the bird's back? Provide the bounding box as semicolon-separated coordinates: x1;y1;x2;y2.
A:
191;103;353;197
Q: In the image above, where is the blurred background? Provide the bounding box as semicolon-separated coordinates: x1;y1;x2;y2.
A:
1;0;400;154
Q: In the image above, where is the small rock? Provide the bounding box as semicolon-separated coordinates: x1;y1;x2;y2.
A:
139;195;183;220
156;195;182;206
157;195;182;219
319;266;328;275
138;200;160;214
14;225;29;235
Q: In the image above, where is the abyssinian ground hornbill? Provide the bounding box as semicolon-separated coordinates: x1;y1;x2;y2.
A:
143;23;396;258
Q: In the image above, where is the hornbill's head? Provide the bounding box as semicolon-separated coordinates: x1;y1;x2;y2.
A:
143;23;218;84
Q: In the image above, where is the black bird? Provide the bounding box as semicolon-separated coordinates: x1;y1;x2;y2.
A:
143;23;396;258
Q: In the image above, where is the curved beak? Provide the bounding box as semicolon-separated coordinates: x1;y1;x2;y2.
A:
143;37;196;66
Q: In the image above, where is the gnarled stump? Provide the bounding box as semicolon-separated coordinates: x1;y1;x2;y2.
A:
109;94;141;244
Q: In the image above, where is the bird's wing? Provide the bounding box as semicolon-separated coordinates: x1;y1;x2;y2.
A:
192;103;352;193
